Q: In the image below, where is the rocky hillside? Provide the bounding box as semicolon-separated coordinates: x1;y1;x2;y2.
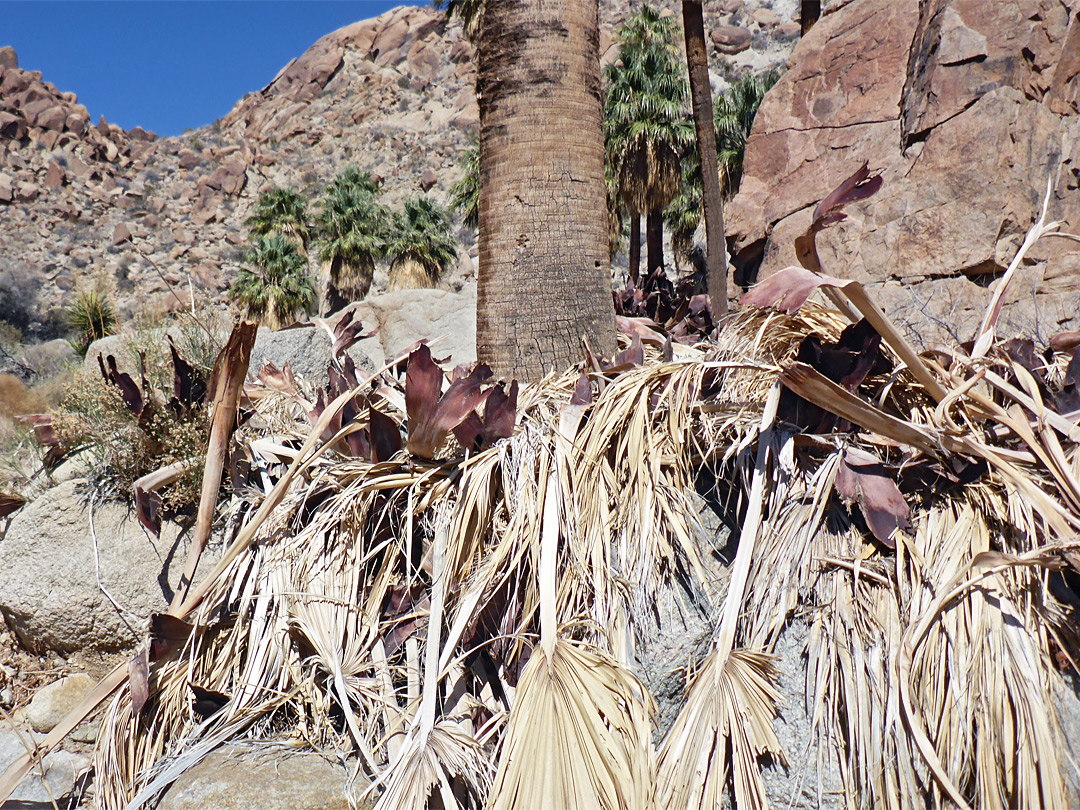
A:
0;0;802;339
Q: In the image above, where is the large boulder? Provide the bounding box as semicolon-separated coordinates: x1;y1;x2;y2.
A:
249;322;378;385
727;0;1080;346
0;480;223;654
347;285;477;369
157;743;366;810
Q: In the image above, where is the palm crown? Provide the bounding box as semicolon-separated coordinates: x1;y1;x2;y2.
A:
230;233;317;330
387;196;458;290
604;5;693;217
243;186;311;250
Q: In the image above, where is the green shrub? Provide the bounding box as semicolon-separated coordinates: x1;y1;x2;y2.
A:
68;289;118;355
52;366;208;508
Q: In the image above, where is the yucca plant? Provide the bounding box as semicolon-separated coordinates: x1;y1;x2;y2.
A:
243;185;312;251
230;233;317;330
314;174;391;313
67;289;117;355
387;197;458;291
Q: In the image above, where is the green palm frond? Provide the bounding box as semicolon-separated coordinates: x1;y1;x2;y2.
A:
314;183;392;281
243;186;311;250
603;4;692;216
714;69;781;196
230;233;317;330
449;141;479;230
387;196;458;290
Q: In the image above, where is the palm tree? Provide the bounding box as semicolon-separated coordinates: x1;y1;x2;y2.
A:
387;197;459;291
230;234;317;330
715;70;781;197
449;140;479;229
473;0;616;381
666;69;781;271
604;5;694;280
313;178;391;314
243;186;311;251
682;0;728;318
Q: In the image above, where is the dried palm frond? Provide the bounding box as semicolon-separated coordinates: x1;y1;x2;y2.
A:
388;256;439;291
11;182;1080;810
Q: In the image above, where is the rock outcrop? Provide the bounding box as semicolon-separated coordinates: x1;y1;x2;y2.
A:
727;0;1080;345
0;480;223;654
157;743;365;810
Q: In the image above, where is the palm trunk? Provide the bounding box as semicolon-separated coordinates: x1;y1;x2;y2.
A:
628;211;641;283
476;0;616;382
682;0;729;320
646;209;664;276
801;0;821;35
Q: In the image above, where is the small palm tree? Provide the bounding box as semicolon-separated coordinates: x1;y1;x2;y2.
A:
314;176;392;313
243;186;311;251
450;141;479;229
230;234;317;330
387;196;459;291
714;70;780;197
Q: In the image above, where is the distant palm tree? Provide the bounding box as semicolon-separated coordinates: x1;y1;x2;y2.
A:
326;165;383;198
314;173;391;313
714;70;780;197
666;69;781;270
387;196;459;291
604;5;694;280
450;141;479;229
230;234;317;330
243;186;311;251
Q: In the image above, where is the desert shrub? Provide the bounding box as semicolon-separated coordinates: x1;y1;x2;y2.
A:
0;374;47;421
52;367;208;508
67;289;118;355
0;263;42;337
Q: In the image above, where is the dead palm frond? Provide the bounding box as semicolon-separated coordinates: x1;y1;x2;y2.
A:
8;172;1080;810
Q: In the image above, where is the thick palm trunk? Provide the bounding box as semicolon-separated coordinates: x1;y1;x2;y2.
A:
682;0;728;319
801;0;821;35
628;211;641;283
476;0;616;382
645;209;664;276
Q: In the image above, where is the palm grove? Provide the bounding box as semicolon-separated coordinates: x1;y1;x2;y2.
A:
233;1;775;382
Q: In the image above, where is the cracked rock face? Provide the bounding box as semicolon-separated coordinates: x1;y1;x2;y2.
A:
728;0;1080;348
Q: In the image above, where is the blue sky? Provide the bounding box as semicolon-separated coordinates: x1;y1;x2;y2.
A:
2;1;407;136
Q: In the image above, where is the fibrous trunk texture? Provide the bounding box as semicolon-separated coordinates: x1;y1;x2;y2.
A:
388;256;438;291
683;0;728;319
629;211;641;283
646;209;664;275
476;0;617;382
323;256;373;315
